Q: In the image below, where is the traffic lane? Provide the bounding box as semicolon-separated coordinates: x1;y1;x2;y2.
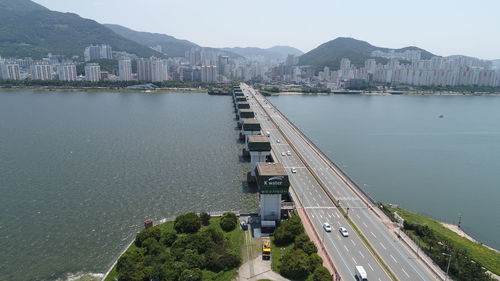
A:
309;207;391;281
271;114;431;280
261;96;435;281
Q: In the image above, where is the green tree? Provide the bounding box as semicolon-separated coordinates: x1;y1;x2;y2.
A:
200;212;211;226
179;268;202;281
134;227;161;247
309;253;323;271
310;266;331;281
160;230;177;247
220;212;238;232
116;248;147;281
182;249;205;269
174;213;201;234
279;249;311;279
295;234;318;255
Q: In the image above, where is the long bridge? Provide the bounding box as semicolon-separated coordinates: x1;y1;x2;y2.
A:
233;83;446;281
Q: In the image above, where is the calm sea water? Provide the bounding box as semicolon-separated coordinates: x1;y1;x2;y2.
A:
270;94;500;250
0;91;256;281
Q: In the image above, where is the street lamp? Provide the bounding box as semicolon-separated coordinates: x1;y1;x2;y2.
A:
442;252;452;281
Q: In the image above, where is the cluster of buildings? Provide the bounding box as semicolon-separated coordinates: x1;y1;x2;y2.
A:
1;43;499;89
0;44;271;84
271;53;500;88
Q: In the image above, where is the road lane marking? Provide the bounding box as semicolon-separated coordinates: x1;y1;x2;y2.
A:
350;240;356;246
368;263;374;271
370;231;377;238
363;222;368;228
390;254;398;263
351;257;357;264
402;268;410;278
343;245;349;252
379;242;387;250
359;251;365;259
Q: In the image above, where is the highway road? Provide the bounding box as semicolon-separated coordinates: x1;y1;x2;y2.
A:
240;84;440;281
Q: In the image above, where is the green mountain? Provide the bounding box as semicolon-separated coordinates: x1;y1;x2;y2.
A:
104;24;199;57
299;37;436;72
105;24;243;59
222;45;303;61
0;0;162;59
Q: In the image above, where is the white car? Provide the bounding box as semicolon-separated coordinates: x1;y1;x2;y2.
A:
339;227;349;237
323;223;332;232
287;150;291;156
281;152;286;156
291;168;297;174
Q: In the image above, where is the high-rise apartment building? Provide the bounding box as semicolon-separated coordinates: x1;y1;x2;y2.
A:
118;59;133;81
30;63;53;80
201;64;218;82
85;63;101;82
84;44;113;61
0;61;21;80
137;58;168;82
57;64;77;81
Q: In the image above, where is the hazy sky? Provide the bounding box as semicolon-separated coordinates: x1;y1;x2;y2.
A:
33;0;499;60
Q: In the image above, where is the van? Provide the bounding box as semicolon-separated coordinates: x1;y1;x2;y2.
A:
355;266;367;281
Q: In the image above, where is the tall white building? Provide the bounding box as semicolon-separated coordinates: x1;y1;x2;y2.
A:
85;63;101;82
151;59;168;82
137;58;168;82
57;64;77;81
118;59;133;81
0;62;21;80
137;58;152;81
30;63;53;80
201;64;218;82
84;44;113;61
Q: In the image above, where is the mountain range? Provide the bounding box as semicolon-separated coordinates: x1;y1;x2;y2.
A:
221;46;303;61
0;0;162;59
299;37;436;72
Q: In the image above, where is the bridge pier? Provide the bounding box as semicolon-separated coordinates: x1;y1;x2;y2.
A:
255;163;290;230
237;109;254;129
246;135;271;182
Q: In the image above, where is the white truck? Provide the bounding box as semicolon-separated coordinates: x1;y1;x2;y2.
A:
355;265;367;280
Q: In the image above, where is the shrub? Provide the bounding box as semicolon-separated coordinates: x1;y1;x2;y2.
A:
279;249;311;279
274;225;294;246
310;266;331;281
182;249;205;269
220;212;238;232
309;253;323;271
160;230;177;247
179;268;202;281
200;212;211;226
174;213;201;234
135;227;161;247
295;234;318;255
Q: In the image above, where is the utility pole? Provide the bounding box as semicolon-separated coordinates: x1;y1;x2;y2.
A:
443;252;452;281
458;213;462;228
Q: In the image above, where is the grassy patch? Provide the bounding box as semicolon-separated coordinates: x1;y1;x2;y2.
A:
271;240;293;272
388;206;500;276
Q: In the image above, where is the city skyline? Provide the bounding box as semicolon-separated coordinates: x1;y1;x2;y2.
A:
33;0;500;60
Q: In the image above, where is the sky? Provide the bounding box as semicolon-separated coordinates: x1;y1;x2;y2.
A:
33;0;500;60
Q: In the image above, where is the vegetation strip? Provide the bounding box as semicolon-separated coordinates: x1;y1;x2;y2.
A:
384;206;499;281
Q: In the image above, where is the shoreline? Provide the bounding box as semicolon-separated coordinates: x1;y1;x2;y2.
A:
0;87;207;93
441;222;499;253
271;91;500;96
